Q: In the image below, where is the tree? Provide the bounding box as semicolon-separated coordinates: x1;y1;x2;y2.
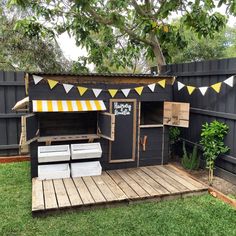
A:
0;3;71;72
8;0;234;73
167;24;236;63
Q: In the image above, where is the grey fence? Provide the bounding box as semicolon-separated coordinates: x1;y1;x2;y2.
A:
161;57;236;183
0;71;26;156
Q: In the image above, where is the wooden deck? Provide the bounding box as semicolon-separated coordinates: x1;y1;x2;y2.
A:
32;165;208;214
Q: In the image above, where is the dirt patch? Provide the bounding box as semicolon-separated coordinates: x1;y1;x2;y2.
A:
172;162;236;197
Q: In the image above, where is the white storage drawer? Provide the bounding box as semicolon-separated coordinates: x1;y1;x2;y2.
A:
38;145;70;163
71;161;102;177
71;143;102;160
38;163;70;180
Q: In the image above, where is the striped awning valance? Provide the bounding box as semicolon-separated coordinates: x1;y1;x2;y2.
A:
32;100;106;112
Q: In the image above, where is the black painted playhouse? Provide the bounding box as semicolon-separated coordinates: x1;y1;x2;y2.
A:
22;72;189;179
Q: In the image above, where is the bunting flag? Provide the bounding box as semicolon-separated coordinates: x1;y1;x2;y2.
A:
47;79;58;90
158;79;166;88
135;86;144;95
148;83;156;92
211;82;222;93
92;88;102;97
171;76;176;85
77;86;88;96
108;89;118;97
199;87;208;96
177;81;185;91
187;86;195;95
224;76;234;87
33;75;43;85
63;84;73;94
121;88;131;97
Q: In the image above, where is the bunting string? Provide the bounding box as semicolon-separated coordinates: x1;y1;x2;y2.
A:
176;75;235;95
32;75;167;98
32;74;236;98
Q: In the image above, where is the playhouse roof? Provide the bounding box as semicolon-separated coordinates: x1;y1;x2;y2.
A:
27;71;173;79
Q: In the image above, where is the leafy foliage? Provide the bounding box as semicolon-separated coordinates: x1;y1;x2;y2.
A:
181;141;199;170
7;0;234;72
168;24;236;63
0;3;71;72
169;127;181;144
200;120;229;185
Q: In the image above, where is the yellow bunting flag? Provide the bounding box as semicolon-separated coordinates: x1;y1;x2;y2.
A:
77;86;88;96
187;86;195;95
158;79;166;88
135;86;144;95
47;79;58;90
108;89;118;97
211;82;222;93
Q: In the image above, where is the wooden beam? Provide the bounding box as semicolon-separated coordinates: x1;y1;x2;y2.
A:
38;134;100;143
208;187;236;209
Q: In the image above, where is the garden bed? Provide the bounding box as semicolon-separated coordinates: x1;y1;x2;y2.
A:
172;162;236;198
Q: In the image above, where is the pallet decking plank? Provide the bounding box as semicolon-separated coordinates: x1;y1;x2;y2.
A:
144;166;181;193
126;169;159;196
107;170;139;199
43;180;58;209
73;177;95;204
166;165;206;189
92;175;117;201
32;165;207;213
154;166;197;191
134;168;169;195
63;178;83;206
116;169;150;198
32;178;45;211
147;166;189;191
53;179;71;208
101;172;127;200
82;176;106;203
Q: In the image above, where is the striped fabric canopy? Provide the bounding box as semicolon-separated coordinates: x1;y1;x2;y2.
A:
32;100;106;112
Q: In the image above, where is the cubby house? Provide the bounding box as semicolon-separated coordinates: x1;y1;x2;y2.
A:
20;72;190;180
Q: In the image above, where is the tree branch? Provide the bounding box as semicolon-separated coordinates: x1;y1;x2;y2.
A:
86;5;154;46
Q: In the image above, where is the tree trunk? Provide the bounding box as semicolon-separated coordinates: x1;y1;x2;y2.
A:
150;33;166;74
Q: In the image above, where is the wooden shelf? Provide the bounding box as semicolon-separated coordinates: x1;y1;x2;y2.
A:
38;134;100;143
139;124;163;128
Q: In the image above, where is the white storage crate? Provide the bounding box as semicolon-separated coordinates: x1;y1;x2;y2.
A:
71;143;102;160
38;145;70;163
38;163;70;180
71;161;102;177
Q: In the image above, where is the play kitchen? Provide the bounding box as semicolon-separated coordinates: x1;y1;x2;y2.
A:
17;72;189;179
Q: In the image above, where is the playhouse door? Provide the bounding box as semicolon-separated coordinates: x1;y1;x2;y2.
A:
109;99;137;163
97;112;115;141
25;114;39;144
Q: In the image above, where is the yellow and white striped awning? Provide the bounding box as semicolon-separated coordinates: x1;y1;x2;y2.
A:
32;100;106;112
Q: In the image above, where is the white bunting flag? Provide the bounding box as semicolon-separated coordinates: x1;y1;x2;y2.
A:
92;88;102;97
33;75;43;85
148;83;156;92
121;88;131;97
199;87;208;96
63;83;73;93
224;76;234;87
177;81;185;91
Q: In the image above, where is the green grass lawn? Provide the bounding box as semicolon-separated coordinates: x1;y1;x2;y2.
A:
0;162;236;236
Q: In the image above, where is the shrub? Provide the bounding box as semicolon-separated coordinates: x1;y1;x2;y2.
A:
200;120;229;185
181;141;199;170
169;127;180;144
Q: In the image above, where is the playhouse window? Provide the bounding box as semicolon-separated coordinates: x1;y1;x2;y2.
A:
39;112;97;136
140;102;163;125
